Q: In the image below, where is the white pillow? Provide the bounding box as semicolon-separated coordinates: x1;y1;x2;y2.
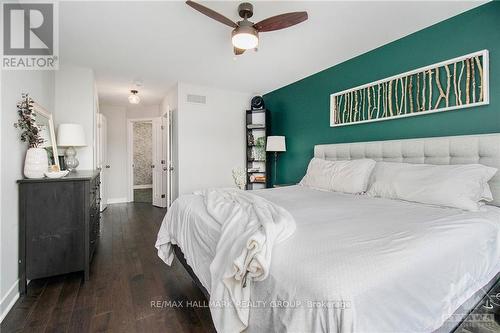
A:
366;162;497;211
300;158;376;194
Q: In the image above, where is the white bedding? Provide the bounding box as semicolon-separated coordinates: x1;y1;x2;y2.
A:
156;186;500;333
196;188;296;333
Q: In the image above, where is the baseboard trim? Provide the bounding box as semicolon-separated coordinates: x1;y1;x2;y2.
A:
107;197;129;204
133;184;152;189
1;280;19;323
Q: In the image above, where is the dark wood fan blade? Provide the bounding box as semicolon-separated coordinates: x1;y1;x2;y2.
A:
254;12;308;32
186;1;237;28
234;47;245;56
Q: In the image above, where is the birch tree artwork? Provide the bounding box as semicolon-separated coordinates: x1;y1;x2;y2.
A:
330;50;489;127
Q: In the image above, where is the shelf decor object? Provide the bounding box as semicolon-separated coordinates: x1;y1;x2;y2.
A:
330;50;489;127
232;167;246;190
266;136;286;185
14;94;60;179
57;123;86;172
246;108;268;190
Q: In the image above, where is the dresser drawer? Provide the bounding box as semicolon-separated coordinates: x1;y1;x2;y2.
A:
21;181;86;280
90;176;100;205
89;193;100;261
90;206;100;235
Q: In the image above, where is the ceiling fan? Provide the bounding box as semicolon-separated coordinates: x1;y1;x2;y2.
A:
186;1;308;55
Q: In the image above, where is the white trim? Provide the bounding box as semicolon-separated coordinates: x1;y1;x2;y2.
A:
32;102;60;168
330;49;489;127
0;280;19;322
133;184;152;189
107;197;129;204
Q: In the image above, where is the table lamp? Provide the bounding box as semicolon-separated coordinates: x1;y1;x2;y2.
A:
266;136;286;185
57;123;86;172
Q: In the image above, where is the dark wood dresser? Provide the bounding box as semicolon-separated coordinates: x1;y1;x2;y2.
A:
18;170;101;294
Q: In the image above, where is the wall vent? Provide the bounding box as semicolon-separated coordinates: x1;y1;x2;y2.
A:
186;94;207;104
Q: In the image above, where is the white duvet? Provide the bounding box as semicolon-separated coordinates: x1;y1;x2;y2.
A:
156;188;296;333
156;186;500;333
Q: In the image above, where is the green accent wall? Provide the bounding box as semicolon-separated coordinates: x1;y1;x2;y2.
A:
263;2;500;186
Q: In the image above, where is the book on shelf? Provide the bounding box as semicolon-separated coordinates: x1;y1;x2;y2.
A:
247;124;265;129
247;168;264;173
250;174;266;182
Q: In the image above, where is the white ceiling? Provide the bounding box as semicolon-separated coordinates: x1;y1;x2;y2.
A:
59;1;485;107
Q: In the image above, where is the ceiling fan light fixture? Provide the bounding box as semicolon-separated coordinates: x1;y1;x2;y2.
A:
231;25;258;50
185;1;308;55
128;89;140;104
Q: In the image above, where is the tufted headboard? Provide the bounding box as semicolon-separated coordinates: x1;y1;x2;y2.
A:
314;134;500;206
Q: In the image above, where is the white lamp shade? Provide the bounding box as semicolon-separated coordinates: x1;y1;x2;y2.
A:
266;136;286;152
57;123;86;147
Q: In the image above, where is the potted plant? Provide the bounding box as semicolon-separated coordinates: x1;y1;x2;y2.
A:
14;94;47;178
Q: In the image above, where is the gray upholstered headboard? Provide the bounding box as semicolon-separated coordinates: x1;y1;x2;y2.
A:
314;134;500;206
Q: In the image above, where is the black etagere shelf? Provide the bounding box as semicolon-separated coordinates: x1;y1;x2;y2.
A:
246;109;268;190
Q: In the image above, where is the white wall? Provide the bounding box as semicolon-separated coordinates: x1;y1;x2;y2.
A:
1;70;55;321
0;71;2;320
100;105;127;202
54;64;96;170
99;104;160;203
175;83;251;196
127;104;160;119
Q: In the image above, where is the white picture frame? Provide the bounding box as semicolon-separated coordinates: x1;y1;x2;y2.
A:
32;102;60;169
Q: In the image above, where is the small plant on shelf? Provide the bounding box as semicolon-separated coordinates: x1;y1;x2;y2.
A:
254;136;266;161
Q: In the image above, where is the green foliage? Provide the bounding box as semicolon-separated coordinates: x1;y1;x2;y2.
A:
254;137;266;161
13;94;44;148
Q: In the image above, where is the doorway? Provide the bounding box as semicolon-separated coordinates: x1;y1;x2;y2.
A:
132;121;153;203
127;117;168;207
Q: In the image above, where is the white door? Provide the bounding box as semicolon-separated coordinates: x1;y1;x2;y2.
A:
96;113;108;211
167;110;174;207
162;111;172;207
152;118;165;207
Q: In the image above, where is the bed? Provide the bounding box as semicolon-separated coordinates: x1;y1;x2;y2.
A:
156;133;500;333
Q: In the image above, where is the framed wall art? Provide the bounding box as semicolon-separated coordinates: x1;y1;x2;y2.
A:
330;50;489;127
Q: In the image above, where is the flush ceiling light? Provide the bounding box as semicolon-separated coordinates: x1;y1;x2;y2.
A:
128;90;140;104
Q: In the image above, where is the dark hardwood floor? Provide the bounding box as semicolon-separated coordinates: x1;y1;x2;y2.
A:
1;203;216;333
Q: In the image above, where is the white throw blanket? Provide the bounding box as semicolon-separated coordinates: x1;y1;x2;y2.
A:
193;188;296;333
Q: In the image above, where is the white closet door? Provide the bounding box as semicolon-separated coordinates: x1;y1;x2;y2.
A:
152;118;165;207
96;113;108;211
161;112;170;208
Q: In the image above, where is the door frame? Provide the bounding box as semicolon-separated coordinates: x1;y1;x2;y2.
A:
161;106;172;207
96;113;108;211
127;117;156;203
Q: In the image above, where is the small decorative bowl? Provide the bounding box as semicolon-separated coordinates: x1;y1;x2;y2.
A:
44;170;69;179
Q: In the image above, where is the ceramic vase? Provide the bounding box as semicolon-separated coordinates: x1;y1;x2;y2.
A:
24;148;48;179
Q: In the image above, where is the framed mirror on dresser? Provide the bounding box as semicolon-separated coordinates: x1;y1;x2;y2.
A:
32;102;60;169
